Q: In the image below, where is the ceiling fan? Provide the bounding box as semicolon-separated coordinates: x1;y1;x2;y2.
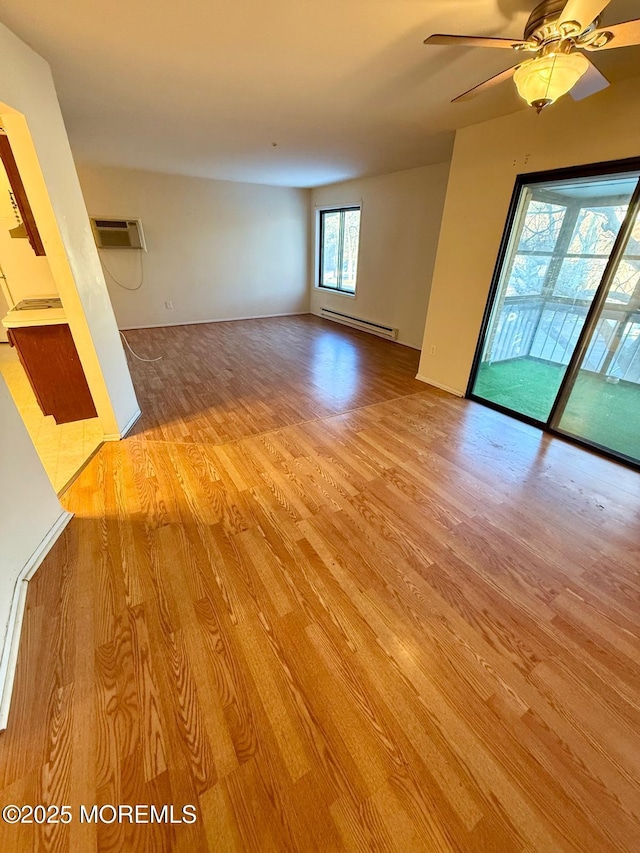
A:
424;0;640;112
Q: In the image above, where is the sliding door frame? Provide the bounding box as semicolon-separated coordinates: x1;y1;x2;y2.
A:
466;156;640;471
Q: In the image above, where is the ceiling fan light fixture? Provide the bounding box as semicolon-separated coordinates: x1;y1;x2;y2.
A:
514;51;590;111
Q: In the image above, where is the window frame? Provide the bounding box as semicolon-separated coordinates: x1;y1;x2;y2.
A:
315;204;362;297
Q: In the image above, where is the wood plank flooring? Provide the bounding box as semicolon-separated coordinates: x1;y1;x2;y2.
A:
1;315;640;852
124;315;426;444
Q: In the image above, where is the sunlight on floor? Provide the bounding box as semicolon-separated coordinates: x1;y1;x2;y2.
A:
0;343;103;493
311;331;361;406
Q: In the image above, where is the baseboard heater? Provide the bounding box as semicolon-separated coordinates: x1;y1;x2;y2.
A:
319;308;398;341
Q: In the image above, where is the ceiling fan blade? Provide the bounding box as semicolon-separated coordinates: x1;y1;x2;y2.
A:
582;19;640;50
559;0;612;33
424;34;535;50
570;57;609;100
452;65;519;102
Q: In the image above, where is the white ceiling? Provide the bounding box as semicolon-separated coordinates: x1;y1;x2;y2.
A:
0;0;638;187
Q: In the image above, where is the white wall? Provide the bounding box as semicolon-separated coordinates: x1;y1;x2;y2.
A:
0;378;62;587
76;163;310;329
0;23;139;437
418;75;640;396
0;376;68;724
310;163;450;349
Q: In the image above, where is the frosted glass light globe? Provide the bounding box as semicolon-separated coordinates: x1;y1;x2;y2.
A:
514;53;590;112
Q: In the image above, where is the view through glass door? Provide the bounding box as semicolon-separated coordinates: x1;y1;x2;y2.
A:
554;194;640;464
469;166;640;467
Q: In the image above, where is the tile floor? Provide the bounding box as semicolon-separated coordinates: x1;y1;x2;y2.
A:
0;342;103;493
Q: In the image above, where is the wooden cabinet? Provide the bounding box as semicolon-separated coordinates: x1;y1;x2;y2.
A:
7;323;98;423
0;133;45;256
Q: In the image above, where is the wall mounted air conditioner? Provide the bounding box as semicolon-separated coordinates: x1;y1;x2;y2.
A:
90;217;146;250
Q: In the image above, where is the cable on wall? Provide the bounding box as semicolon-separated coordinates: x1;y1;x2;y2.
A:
97;239;162;361
100;248;144;291
120;331;163;363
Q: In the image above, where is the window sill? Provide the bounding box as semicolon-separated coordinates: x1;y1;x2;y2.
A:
314;286;357;299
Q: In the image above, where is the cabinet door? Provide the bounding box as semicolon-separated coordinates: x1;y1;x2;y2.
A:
0;133;46;256
8;325;97;423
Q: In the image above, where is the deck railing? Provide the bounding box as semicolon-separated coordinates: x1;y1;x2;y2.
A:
487;295;640;384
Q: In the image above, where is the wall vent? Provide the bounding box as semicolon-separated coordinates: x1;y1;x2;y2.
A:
90;217;146;250
319;308;398;341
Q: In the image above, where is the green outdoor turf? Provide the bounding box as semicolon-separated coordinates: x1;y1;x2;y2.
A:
473;359;565;422
473;358;640;462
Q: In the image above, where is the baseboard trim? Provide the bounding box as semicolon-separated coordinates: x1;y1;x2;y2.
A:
0;509;74;730
103;407;142;442
415;374;465;397
118;311;310;331
309;309;420;350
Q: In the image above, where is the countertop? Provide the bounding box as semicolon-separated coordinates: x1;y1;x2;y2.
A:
2;307;67;329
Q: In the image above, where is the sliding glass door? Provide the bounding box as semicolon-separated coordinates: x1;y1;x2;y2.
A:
554;198;640;463
469;164;640;468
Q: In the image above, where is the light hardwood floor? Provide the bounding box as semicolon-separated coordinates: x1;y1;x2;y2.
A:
1;315;639;852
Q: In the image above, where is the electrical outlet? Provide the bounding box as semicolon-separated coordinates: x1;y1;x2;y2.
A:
165;301;173;310
430;345;436;356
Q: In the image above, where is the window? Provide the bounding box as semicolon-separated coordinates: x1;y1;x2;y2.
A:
318;206;361;294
